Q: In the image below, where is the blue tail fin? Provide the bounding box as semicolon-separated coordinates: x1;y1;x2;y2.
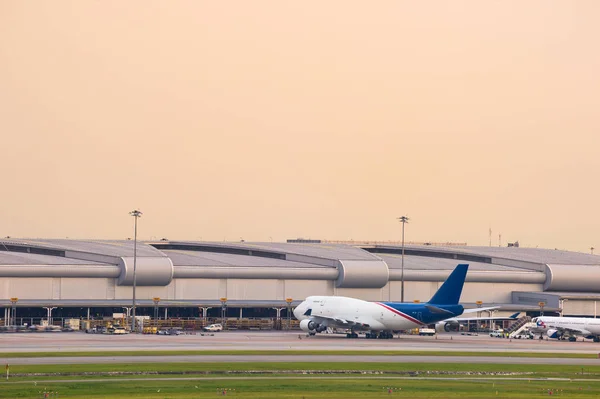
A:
509;312;520;319
428;264;469;305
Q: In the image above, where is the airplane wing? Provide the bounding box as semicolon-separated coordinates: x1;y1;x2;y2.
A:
307;314;373;330
425;304;455;316
462;306;500;314
547;324;591;337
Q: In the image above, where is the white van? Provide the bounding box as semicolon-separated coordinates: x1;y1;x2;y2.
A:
110;325;128;334
203;323;223;332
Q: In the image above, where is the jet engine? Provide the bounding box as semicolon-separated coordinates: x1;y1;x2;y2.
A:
435;320;460;333
547;329;561;339
300;319;327;333
300;319;317;332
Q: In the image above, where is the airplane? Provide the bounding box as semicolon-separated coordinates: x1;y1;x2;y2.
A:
435;312;521;333
530;316;600;342
294;264;477;339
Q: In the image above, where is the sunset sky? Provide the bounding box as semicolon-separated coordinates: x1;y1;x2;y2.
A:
1;2;599;252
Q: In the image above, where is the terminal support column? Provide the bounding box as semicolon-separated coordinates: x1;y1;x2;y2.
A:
200;307;210;325
9;298;18;326
44;307;57;325
272;307;283;330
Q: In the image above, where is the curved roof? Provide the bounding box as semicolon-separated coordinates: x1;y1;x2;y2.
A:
0;239;165;258
379;253;526;272
0;239;599;291
418;245;600;266
164;250;330;268
0;251;107;265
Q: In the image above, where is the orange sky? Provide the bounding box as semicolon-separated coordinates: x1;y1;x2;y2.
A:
1;2;599;252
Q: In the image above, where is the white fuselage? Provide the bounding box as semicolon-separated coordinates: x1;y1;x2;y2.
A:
533;316;600;336
293;295;423;331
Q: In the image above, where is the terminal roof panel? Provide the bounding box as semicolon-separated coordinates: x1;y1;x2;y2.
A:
378;253;535;272
0;251;108;265
430;246;600;265
163;250;333;268
233;242;380;260
156;241;379;262
0;239;166;258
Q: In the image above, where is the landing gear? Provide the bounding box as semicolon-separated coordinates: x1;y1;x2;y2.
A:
346;332;359;339
363;331;393;339
593;337;600;343
568;336;577;342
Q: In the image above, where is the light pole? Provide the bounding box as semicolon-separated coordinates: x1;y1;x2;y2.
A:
130;209;142;333
153;297;161;323
220;297;227;329
286;298;293;330
398;216;409;302
476;300;483;332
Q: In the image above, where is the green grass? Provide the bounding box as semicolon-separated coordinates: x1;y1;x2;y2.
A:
0;349;597;358
3;362;600;398
2;377;600;398
5;362;600;381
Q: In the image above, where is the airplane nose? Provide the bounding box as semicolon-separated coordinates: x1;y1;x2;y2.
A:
293;303;304;319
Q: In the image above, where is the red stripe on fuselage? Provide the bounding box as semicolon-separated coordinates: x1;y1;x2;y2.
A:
375;302;422;326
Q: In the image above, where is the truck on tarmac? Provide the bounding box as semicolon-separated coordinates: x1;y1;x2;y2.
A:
418;328;436;336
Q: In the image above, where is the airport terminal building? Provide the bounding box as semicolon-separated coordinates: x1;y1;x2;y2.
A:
2;238;600;322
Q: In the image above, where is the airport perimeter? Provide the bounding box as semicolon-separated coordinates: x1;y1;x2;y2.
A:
3;239;600;324
2;331;600;398
3;239;600;397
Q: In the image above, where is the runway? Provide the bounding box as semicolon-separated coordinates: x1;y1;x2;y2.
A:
2;331;600;354
4;354;600;366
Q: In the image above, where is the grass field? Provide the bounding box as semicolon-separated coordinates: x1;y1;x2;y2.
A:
3;348;600;398
2;361;600;398
0;349;597;359
2;376;600;398
3;361;600;380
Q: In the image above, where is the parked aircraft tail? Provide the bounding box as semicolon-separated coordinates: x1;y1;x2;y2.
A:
428;264;469;305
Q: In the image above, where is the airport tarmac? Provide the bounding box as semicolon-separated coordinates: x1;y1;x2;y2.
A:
4;354;600;366
2;331;600;354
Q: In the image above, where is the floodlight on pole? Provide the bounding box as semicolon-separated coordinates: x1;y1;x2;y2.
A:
398;216;409;303
220;297;227;328
286;298;293;330
129;209;142;333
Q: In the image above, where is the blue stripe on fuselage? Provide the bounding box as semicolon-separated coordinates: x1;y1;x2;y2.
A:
380;302;464;325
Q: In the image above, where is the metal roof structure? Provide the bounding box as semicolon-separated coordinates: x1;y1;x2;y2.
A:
419;245;600;266
163;250;326;268
0;238;165;258
378;253;526;272
1;239;600;315
0;251;106;265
